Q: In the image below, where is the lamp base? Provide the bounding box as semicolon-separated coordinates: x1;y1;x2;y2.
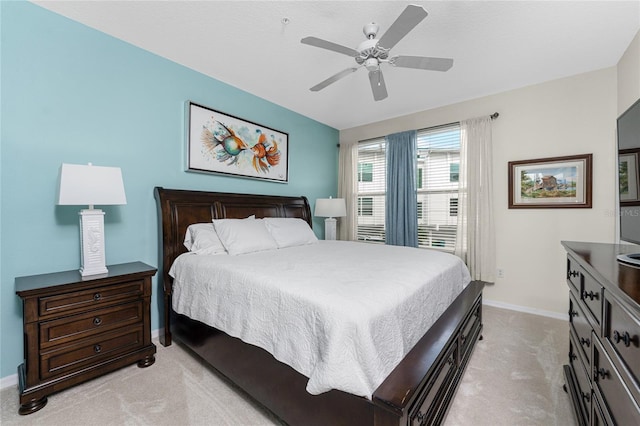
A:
79;209;108;277
324;217;337;240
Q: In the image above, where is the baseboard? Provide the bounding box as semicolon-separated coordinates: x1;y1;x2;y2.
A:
483;299;568;321
1;328;163;391
0;374;17;390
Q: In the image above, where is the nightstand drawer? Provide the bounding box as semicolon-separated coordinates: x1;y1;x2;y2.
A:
40;325;144;381
40;301;143;349
38;280;143;318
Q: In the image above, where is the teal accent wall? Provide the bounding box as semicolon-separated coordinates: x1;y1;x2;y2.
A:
0;2;339;379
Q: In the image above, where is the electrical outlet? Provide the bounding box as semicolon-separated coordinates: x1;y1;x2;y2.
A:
497;268;505;279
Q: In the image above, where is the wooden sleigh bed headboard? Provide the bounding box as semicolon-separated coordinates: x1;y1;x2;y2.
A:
154;186;484;426
154;186;312;344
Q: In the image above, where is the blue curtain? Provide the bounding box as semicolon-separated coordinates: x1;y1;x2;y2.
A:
385;130;418;247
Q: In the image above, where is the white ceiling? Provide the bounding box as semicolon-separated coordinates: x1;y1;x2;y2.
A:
33;1;640;130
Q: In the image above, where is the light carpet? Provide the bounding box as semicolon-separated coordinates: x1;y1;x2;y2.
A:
0;305;574;426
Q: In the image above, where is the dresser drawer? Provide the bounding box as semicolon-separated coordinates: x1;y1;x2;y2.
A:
38;280;144;318
567;255;582;292
592;338;640;425
581;271;603;327
460;300;481;358
592;389;613;426
39;301;143;349
570;292;593;365
604;293;640;393
410;342;458;426
569;331;592;423
39;325;144;381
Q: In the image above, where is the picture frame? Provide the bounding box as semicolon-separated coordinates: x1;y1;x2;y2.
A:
508;154;592;209
619;148;640;206
186;101;289;183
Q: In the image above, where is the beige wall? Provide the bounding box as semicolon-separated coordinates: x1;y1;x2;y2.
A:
341;67;618;317
617;30;640;115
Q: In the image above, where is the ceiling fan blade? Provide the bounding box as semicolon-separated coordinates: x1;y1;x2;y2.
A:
310;67;359;92
301;36;359;57
391;56;453;72
377;5;428;50
368;69;388;101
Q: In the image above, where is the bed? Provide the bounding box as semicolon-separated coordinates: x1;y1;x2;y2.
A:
154;187;485;426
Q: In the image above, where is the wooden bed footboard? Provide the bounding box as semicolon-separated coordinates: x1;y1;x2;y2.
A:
154;187;484;426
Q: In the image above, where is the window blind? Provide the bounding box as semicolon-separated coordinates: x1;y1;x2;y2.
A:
356;123;461;252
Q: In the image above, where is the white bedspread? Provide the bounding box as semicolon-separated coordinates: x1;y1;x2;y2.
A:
169;241;471;399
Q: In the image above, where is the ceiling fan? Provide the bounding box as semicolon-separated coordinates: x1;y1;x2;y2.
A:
301;5;453;101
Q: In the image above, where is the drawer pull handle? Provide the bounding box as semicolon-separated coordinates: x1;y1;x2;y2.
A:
580;337;590;347
569;351;577;361
581;391;591;403
569;270;579;278
569;310;578;318
94;344;102;353
93;293;102;301
581;290;599;301
613;330;632;347
595;367;609;380
93;317;102;326
416;411;426;424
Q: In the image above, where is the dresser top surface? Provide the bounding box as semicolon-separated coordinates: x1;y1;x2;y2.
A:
562;241;640;308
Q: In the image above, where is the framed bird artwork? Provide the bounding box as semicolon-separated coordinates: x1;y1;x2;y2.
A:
186;101;289;183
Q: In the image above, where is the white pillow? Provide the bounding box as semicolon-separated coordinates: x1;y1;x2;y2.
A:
263;218;318;248
183;223;227;255
213;218;278;255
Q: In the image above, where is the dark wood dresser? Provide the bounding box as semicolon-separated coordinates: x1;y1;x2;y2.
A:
562;241;640;425
15;262;157;415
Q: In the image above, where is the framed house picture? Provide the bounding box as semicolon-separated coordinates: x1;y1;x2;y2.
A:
508;154;592;209
186;101;289;183
619;148;640;205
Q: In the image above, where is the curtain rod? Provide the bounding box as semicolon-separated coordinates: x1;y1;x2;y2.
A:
336;112;499;147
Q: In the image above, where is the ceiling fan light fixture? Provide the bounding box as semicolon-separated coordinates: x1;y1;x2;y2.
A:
364;58;379;72
300;5;452;101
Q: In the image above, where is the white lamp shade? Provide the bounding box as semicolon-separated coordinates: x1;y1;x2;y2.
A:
314;198;346;218
57;163;127;206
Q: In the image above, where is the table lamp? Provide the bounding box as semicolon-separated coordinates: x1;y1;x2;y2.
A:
314;197;346;240
57;163;127;276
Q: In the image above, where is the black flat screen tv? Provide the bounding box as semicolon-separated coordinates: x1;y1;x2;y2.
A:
617;98;640;265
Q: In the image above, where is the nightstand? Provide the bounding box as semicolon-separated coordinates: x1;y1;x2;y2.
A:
15;262;157;415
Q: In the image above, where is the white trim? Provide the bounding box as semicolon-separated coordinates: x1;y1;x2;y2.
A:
1;328;163;391
483;298;568;321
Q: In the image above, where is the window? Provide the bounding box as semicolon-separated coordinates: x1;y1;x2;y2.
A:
358;163;373;182
450;163;459;182
449;198;458;217
356;140;386;243
358;197;373;216
356;124;461;252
